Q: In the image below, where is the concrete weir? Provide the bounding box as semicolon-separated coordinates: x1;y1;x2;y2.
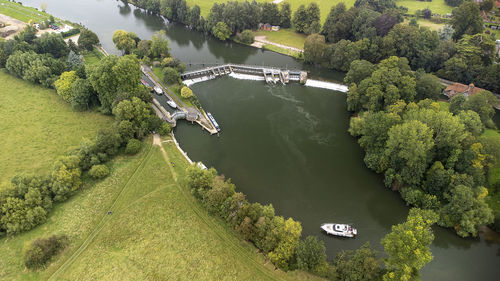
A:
180;64;307;86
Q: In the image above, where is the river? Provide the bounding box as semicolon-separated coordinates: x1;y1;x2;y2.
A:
21;1;500;280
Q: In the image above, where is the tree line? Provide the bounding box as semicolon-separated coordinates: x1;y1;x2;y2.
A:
347;56;497;238
0;27;172;237
186;166;439;280
303;1;500;94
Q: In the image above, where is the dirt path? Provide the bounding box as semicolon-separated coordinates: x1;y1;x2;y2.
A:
0;14;26;40
253;35;303;53
154;133;178;182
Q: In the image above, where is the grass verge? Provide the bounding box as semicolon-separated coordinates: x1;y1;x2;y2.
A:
0;0;52;23
82;47;105;66
263;44;303;59
0;70;112;188
254;28;306;50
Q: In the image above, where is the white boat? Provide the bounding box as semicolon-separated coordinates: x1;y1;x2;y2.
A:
154;86;163;95
167;99;177;109
321;223;357;238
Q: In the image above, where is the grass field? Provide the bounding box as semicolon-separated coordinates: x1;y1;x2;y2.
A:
0;71;112;188
83;47;105;66
0;0;51;23
482;129;500;216
397;0;453;15
254;28;306;49
403;18;445;31
0;136;321;280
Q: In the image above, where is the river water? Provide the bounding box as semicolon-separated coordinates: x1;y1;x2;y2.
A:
21;1;500;280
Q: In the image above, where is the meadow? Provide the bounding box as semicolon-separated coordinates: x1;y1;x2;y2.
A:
397;0;453;15
0;0;51;23
0;71;112;188
254;28;307;49
0;135;321;280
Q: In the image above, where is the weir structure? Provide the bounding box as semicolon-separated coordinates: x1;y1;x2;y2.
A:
180;64;308;85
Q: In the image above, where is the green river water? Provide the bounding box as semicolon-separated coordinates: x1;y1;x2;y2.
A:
20;1;500;279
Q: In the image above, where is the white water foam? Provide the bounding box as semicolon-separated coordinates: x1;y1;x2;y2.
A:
305;79;348;92
228;72;265;81
183;76;216;87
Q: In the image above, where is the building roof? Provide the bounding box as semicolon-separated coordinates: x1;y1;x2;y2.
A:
444;83;484;98
496;0;500;8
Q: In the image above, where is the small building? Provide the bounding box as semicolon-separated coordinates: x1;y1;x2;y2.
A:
443;83;484;98
260;23;272;31
496;0;500;9
271;25;280;31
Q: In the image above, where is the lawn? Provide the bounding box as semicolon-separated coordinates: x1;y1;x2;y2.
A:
83;47;105;66
482;129;500;216
0;0;51;23
403;18;445;31
186;0;272;18
0;136;321;280
263;44;302;59
254;28;306;49
0;71;113;188
397;0;453;15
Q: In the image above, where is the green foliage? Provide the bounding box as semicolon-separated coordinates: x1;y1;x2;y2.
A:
296;236;327;274
23;235;68;269
162;67;180;84
54;71;78;102
125;139;142;155
78;29;100;51
344;60;375;85
439;185;494;237
5;51;65;87
113;97;155;140
148;30;170;59
180;86;194;99
211;22;231;41
33;32;69;59
70;78;96;111
303;34;326;64
239;30;254;44
88;164;110;179
415;73;442;101
450;2;483;40
51;155;82;202
158;122;172;136
354;0;396;13
293;3;321;34
333;242;382;281
268;217;302;271
381;208;438;281
112;30;138;54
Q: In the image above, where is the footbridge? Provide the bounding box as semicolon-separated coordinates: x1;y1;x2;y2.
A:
181;64;308;85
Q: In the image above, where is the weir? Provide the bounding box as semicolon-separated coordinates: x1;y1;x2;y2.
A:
181;64;308;86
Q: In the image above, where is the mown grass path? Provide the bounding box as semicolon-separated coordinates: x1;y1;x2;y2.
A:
46;142;154;281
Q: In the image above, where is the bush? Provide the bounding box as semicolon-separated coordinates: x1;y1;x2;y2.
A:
158;122;172;136
24;235;68;269
239;30;254;44
125;138;142;155
162;67;180;84
88;164;110;179
181;86;194;99
61;28;80;38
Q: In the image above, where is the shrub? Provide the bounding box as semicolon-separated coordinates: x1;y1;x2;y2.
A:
239;30;254;44
125;138;142;155
88;164;110;179
61;28;80;38
24;235;68;269
158;122;172;136
180;86;194;99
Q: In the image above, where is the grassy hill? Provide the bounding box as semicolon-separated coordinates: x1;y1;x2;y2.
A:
0;71;112;188
0;136;321;281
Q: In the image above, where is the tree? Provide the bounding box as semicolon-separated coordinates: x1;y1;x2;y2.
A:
354;0;396;12
344;60;375;85
181;86;194;99
149;30;170;59
212;22;231;41
113;97;155;139
458;110;484;137
303;34;326;64
88;164;110;179
268;218;302;271
239;30;254;44
296;236;327;273
385;120;434;188
279;2;292;28
67;50;83;69
23;235;68;269
422;8;432;19
415;73;442;100
34;33;69;58
439;185;494;237
352;8;380;41
163;67;180;84
70;78;95;111
464;91;497;128
438;25;454;41
322;3;347;43
374;13;397;36
304;2;321;35
54;71;78;102
445;0;464;7
112;30;137;54
451;2;483;40
125;138;142;155
51;155;82;202
480;0;494;12
381;208;438;281
292;5;308;33
334;242;382;281
78;29;100;51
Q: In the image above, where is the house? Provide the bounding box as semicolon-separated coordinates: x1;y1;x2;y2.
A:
443;83;484;98
496;0;500;9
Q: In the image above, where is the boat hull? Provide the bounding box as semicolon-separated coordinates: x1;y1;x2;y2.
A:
321;223;357;238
